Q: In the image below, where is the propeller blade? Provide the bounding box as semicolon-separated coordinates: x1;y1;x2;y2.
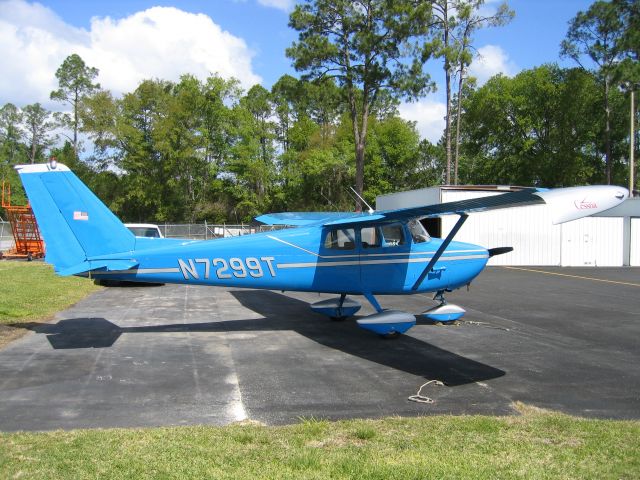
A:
488;247;513;258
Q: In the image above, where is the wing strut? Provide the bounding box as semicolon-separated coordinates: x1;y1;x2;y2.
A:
411;213;468;291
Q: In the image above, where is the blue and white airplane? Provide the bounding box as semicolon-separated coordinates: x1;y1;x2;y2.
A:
16;162;628;337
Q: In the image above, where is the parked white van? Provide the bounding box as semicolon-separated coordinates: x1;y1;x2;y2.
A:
125;223;163;238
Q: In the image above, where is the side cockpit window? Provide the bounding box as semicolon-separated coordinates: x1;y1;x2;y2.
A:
380;224;405;247
324;228;356;250
407;219;431;244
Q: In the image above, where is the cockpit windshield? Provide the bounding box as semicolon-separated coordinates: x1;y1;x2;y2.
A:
407;219;430;243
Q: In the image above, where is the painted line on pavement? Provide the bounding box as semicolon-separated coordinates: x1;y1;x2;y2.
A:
503;266;640;288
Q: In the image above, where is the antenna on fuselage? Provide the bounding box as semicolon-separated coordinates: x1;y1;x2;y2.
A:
319;191;340;211
349;186;375;214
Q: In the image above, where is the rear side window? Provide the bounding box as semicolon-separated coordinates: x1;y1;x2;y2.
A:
360;227;382;249
324;228;356;250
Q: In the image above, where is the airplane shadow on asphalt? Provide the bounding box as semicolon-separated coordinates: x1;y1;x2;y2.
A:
16;290;505;386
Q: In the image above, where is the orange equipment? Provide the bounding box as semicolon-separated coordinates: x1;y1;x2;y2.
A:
1;181;45;260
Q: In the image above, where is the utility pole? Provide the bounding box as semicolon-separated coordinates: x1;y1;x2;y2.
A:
630;88;635;195
622;82;638;195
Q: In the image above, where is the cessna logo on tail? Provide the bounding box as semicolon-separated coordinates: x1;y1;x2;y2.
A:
574;198;597;210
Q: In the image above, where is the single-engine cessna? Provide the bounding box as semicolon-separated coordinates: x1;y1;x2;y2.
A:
17;162;628;337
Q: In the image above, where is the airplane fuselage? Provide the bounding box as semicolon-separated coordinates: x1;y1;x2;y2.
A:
17;162;629;337
91;222;489;296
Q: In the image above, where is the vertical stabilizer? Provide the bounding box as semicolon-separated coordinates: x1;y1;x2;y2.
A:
16;163;135;274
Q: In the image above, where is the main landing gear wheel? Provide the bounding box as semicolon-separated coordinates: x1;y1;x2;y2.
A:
310;295;362;319
380;331;401;339
357;309;416;337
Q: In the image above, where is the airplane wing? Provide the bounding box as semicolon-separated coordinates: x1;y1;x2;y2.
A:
378;188;543;219
373;185;628;225
255;211;356;226
258;185;628;227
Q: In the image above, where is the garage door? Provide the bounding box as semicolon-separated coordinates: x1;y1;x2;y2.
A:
631;218;640;266
561;217;624;266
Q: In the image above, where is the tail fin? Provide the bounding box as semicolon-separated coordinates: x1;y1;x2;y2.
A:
16;163;136;275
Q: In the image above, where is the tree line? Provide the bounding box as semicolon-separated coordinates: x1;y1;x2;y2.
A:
1;0;638;223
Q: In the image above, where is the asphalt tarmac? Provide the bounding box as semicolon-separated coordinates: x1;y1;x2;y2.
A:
0;266;638;431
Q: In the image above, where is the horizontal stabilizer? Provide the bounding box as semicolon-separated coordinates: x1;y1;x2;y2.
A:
58;259;139;277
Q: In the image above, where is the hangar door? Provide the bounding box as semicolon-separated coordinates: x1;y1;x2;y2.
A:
561;217;623;266
631;218;640;266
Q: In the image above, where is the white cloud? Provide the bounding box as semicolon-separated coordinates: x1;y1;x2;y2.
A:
256;0;295;12
398;99;446;144
86;7;261;94
476;0;504;19
0;0;261;109
468;44;518;85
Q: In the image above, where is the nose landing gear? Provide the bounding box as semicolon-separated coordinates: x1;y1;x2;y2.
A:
422;289;466;323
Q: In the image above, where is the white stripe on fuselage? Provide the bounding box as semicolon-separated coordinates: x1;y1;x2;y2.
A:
276;254;488;269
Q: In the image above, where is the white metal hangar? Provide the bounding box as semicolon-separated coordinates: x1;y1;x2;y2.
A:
376;186;640;267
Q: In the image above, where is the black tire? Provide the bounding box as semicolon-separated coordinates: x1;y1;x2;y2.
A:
381;331;400;339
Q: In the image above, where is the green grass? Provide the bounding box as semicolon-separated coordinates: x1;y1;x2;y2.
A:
0;261;99;324
0;406;638;479
0;261;100;345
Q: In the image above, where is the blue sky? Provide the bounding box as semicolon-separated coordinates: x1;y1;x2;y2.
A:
0;0;595;141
